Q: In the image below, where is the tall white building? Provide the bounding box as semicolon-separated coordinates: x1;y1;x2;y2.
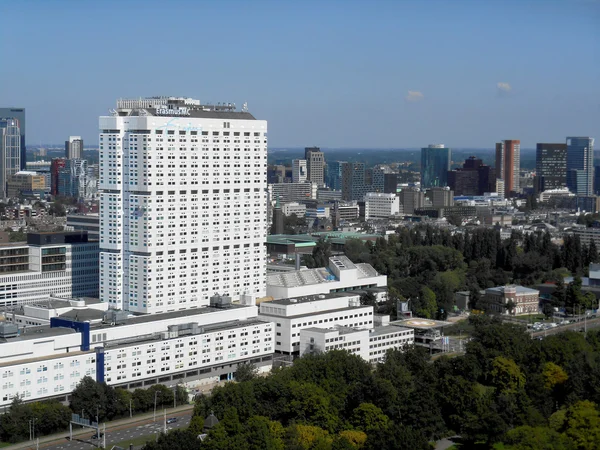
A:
292;159;307;183
65;136;84;160
99;97;268;314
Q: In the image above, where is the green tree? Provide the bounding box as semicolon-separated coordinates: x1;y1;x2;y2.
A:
142;429;202;450
502;425;575;449
490;356;526;394
350;403;389;433
415;286;437;318
311;238;332;268
542;362;569;390
235;362;259;382
69;376;109;421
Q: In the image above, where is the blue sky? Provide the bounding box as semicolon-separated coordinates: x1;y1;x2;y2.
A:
0;0;598;149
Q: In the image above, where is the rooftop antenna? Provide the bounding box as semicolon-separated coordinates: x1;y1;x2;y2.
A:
242;102;248;113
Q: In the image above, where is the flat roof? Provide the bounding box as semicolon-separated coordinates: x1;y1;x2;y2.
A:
0;325;77;344
485;285;539;295
90;303;250;330
260;305;368;320
390;318;451;329
266;292;356;306
0;349;90;368
369;324;413;336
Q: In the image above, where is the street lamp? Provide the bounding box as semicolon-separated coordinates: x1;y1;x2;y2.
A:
153;391;159;422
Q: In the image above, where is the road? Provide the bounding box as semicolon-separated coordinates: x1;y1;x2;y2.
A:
531;316;600;338
24;410;192;450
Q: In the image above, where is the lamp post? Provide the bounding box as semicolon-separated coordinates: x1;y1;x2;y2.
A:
153;391;159;422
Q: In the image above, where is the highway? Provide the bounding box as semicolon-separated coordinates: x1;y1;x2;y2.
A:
29;410;193;450
530;316;600;338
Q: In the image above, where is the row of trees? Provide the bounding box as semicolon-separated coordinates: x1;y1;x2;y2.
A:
0;377;187;444
143;316;600;449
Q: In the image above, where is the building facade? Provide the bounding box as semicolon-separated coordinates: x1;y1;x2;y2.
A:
305;147;325;186
398;188;425;215
292;159;307;183
495;140;521;195
326;161;344;191
58;158;88;199
0;108;25;170
567;137;594;196
269;182;316;203
0;118;22;199
7;171;46;198
483;285;539;315
535;143;567;192
364;192;400;220
447;156;495;196
50;158;66;196
421;144;451;189
99;97;268;314
341;162;366;201
65;136;84;160
0;232;99;308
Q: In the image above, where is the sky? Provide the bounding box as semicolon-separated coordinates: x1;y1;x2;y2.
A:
0;0;598;149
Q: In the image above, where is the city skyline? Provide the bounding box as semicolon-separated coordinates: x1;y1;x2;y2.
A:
0;0;598;148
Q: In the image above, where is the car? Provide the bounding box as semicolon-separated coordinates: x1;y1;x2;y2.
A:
167;417;177;424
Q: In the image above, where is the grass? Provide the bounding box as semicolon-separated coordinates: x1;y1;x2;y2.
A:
109;433;157;449
0;443;12;448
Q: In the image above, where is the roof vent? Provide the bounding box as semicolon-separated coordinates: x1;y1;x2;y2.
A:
289;298;297;303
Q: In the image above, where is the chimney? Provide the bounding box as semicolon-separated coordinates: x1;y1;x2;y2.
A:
295;253;301;270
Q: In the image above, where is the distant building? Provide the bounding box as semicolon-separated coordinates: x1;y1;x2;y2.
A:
305;147;325;186
6;171;46;198
567;137;595;196
65;136;84;160
272;199;284;235
281;202;307;217
383;173;399;193
66;213;99;240
292;159;307;183
536;143;567;192
447;156;495;196
421;144;451;188
495;139;521;195
50;158;66;196
0;107;26;169
0;118;22;198
317;188;342;202
341;162;366;201
398;188;425;215
333;201;360;226
58;158;88;199
269;182;316;203
326;161;344;190
364;193;400;220
483;285;539;316
428;187;454;208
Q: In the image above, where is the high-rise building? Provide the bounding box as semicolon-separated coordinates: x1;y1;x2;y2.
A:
65;136;84;159
447;156;495;196
58;158;88;199
0;108;25;169
99;97;267;314
341;162;366;201
305;147;325;186
326;161;344;190
51;158;66;196
495;140;520;196
383;173;399;194
428;187;454;208
292;159;307;183
421;144;451;189
566;137;594;196
535;143;567;192
6;171;46;198
0;118;22;199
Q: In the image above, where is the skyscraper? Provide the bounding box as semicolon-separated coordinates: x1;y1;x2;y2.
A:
99;97;267;314
495;140;520;196
341;162;366;201
292;159;307;183
421;144;451;189
535;143;567;192
447;156;495;196
326;161;344;190
566;137;594;196
0;118;22;198
305;147;325;186
65;136;84;159
58;158;88;199
0;108;25;170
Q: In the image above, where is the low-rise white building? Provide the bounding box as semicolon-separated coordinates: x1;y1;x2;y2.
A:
0;299;274;407
6;297;108;327
266;255;387;300
0;231;99;309
364;193;400;220
281;202;307;217
300;324;414;364
258;292;374;355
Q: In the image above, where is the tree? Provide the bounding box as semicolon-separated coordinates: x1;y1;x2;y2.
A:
490;357;526;394
69;376;109;421
542;362;569;390
360;292;377;308
415;286;437;318
235;362;259;382
350;403;389;433
142;429;202;450
311;238;332;268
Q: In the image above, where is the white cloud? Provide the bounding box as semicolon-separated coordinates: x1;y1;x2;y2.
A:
497;82;511;93
406;90;424;102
